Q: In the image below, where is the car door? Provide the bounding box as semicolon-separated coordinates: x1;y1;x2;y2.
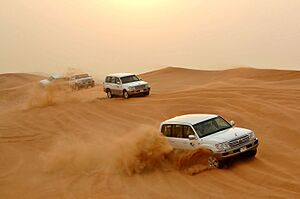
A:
161;124;186;149
104;76;113;92
181;125;199;150
170;124;199;150
161;124;180;149
109;77;119;95
115;77;123;95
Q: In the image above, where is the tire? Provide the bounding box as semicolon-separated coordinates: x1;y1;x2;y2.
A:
106;89;112;99
123;90;129;99
246;149;257;158
208;156;225;169
144;91;150;96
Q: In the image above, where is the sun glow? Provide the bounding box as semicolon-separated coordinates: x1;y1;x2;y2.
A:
108;0;168;10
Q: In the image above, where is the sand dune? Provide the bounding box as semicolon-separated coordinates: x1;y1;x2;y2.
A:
0;67;300;199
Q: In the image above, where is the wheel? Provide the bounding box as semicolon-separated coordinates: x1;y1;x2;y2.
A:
106;89;112;99
144;91;150;96
208;156;224;169
246;149;257;158
123;90;129;99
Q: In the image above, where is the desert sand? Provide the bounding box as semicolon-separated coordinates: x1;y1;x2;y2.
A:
0;67;300;199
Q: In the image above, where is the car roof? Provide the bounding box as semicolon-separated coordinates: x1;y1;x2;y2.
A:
161;114;218;125
106;73;135;78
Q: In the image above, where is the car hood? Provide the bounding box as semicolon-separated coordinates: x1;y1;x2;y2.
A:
40;79;50;86
123;80;148;87
201;127;252;143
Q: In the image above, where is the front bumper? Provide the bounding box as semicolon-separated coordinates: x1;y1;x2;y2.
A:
214;138;259;160
128;88;150;95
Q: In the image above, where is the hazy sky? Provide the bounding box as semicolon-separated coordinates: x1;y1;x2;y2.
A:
1;0;299;77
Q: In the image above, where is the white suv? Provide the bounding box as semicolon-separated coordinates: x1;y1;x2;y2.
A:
103;73;150;99
69;73;95;90
160;114;259;168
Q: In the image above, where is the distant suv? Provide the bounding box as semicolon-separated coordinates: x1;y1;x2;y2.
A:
69;74;95;90
160;114;259;168
103;73;150;99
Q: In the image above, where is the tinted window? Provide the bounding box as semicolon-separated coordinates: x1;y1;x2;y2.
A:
161;124;172;137
75;74;89;79
172;125;183;138
105;76;111;83
116;77;121;84
183;125;194;138
106;76;117;84
111;77;116;84
193;116;231;138
120;75;140;84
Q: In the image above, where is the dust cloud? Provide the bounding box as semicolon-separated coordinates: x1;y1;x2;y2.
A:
41;127;211;177
26;83;79;109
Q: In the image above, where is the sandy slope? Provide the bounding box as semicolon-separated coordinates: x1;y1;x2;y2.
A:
0;67;300;199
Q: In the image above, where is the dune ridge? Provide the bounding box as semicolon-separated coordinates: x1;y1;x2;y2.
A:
0;67;300;199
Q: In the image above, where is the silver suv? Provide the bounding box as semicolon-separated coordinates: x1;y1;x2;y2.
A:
69;74;95;90
103;73;150;99
160;114;259;168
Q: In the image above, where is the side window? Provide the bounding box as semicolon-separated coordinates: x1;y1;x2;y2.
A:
172;125;183;138
105;76;111;83
161;124;172;137
116;77;121;84
183;125;194;138
111;77;116;84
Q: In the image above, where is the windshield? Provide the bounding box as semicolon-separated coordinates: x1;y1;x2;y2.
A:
120;75;140;84
75;74;89;79
193;116;232;138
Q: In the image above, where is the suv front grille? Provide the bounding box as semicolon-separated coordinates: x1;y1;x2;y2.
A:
135;85;146;90
229;135;249;148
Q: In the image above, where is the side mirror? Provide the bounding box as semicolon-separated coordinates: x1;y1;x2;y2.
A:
230;120;235;126
188;135;196;140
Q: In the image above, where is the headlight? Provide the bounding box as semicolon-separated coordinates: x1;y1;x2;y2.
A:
128;86;134;90
215;142;231;151
249;132;256;140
